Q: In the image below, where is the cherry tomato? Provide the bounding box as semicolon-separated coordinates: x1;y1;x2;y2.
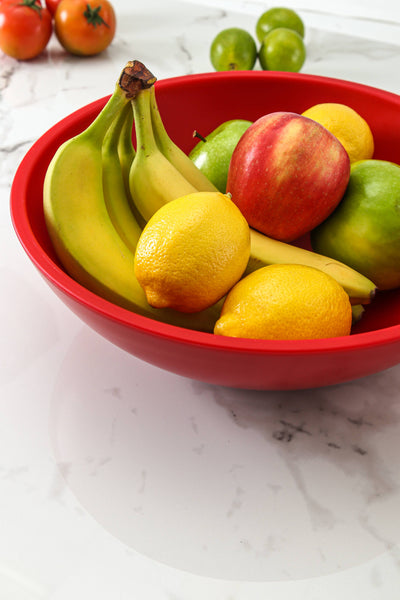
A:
0;0;52;60
45;0;61;16
54;0;116;56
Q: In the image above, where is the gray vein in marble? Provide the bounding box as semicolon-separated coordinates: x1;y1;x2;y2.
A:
284;458;337;531
193;9;227;22
0;139;36;154
192;443;205;455
0;61;17;91
190;415;199;434
359;512;400;572
302;7;400;28
204;371;400;456
0;465;29;481
138;470;147;494
176;35;193;69
182;0;400;45
227;486;245;518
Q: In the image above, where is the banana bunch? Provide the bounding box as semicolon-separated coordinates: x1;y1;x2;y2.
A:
43;59;376;338
43;60;221;333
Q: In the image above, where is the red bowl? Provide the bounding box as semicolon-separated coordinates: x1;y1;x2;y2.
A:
10;70;400;390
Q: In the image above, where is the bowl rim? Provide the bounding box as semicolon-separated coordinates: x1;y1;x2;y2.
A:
10;69;400;356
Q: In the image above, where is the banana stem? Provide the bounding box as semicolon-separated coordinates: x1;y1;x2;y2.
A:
119;59;157;98
131;87;159;155
102;102;142;252
84;85;129;145
149;85;165;144
103;102;132;155
147;82;219;194
84;60;157;146
117;102;136;201
149;85;175;151
118;101;135;159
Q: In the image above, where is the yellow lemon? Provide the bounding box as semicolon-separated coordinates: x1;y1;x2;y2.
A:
134;191;250;313
301;102;374;163
214;263;352;340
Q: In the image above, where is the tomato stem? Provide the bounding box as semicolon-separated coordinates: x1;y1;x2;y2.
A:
19;0;43;16
84;3;110;28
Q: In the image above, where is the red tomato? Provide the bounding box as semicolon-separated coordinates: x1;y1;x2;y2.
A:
54;0;116;56
0;0;52;60
45;0;61;16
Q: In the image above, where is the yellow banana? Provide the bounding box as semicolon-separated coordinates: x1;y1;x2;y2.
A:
102;102;142;253
247;228;376;304
149;85;219;192
114;100;149;229
116;100;136;193
129;86;197;223
43;61;220;333
117;100;135;188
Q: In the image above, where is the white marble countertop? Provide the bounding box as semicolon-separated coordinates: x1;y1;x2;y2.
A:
3;0;400;598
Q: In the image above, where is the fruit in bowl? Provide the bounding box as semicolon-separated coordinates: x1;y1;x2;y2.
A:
10;66;400;390
189;119;252;193
41;60;374;329
311;159;400;290
226;110;351;242
134;191;251;313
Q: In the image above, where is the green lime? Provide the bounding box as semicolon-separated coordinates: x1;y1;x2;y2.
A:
210;27;257;71
258;27;306;72
311;160;400;291
256;7;305;43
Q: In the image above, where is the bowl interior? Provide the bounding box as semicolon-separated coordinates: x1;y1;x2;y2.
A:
10;70;400;341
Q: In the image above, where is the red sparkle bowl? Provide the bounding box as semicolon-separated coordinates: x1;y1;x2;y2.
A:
10;71;400;390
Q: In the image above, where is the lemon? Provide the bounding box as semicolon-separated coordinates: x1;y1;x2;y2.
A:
214;264;352;340
301;102;374;163
256;7;305;42
134;192;250;313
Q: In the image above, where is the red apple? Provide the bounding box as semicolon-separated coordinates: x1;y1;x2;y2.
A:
226;111;350;242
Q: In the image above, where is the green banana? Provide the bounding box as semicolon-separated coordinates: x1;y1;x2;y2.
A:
129;86;198;223
102;102;142;253
43;61;220;333
149;85;219;192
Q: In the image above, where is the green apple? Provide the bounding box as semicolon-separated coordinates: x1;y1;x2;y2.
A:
311;159;400;290
189;119;252;193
